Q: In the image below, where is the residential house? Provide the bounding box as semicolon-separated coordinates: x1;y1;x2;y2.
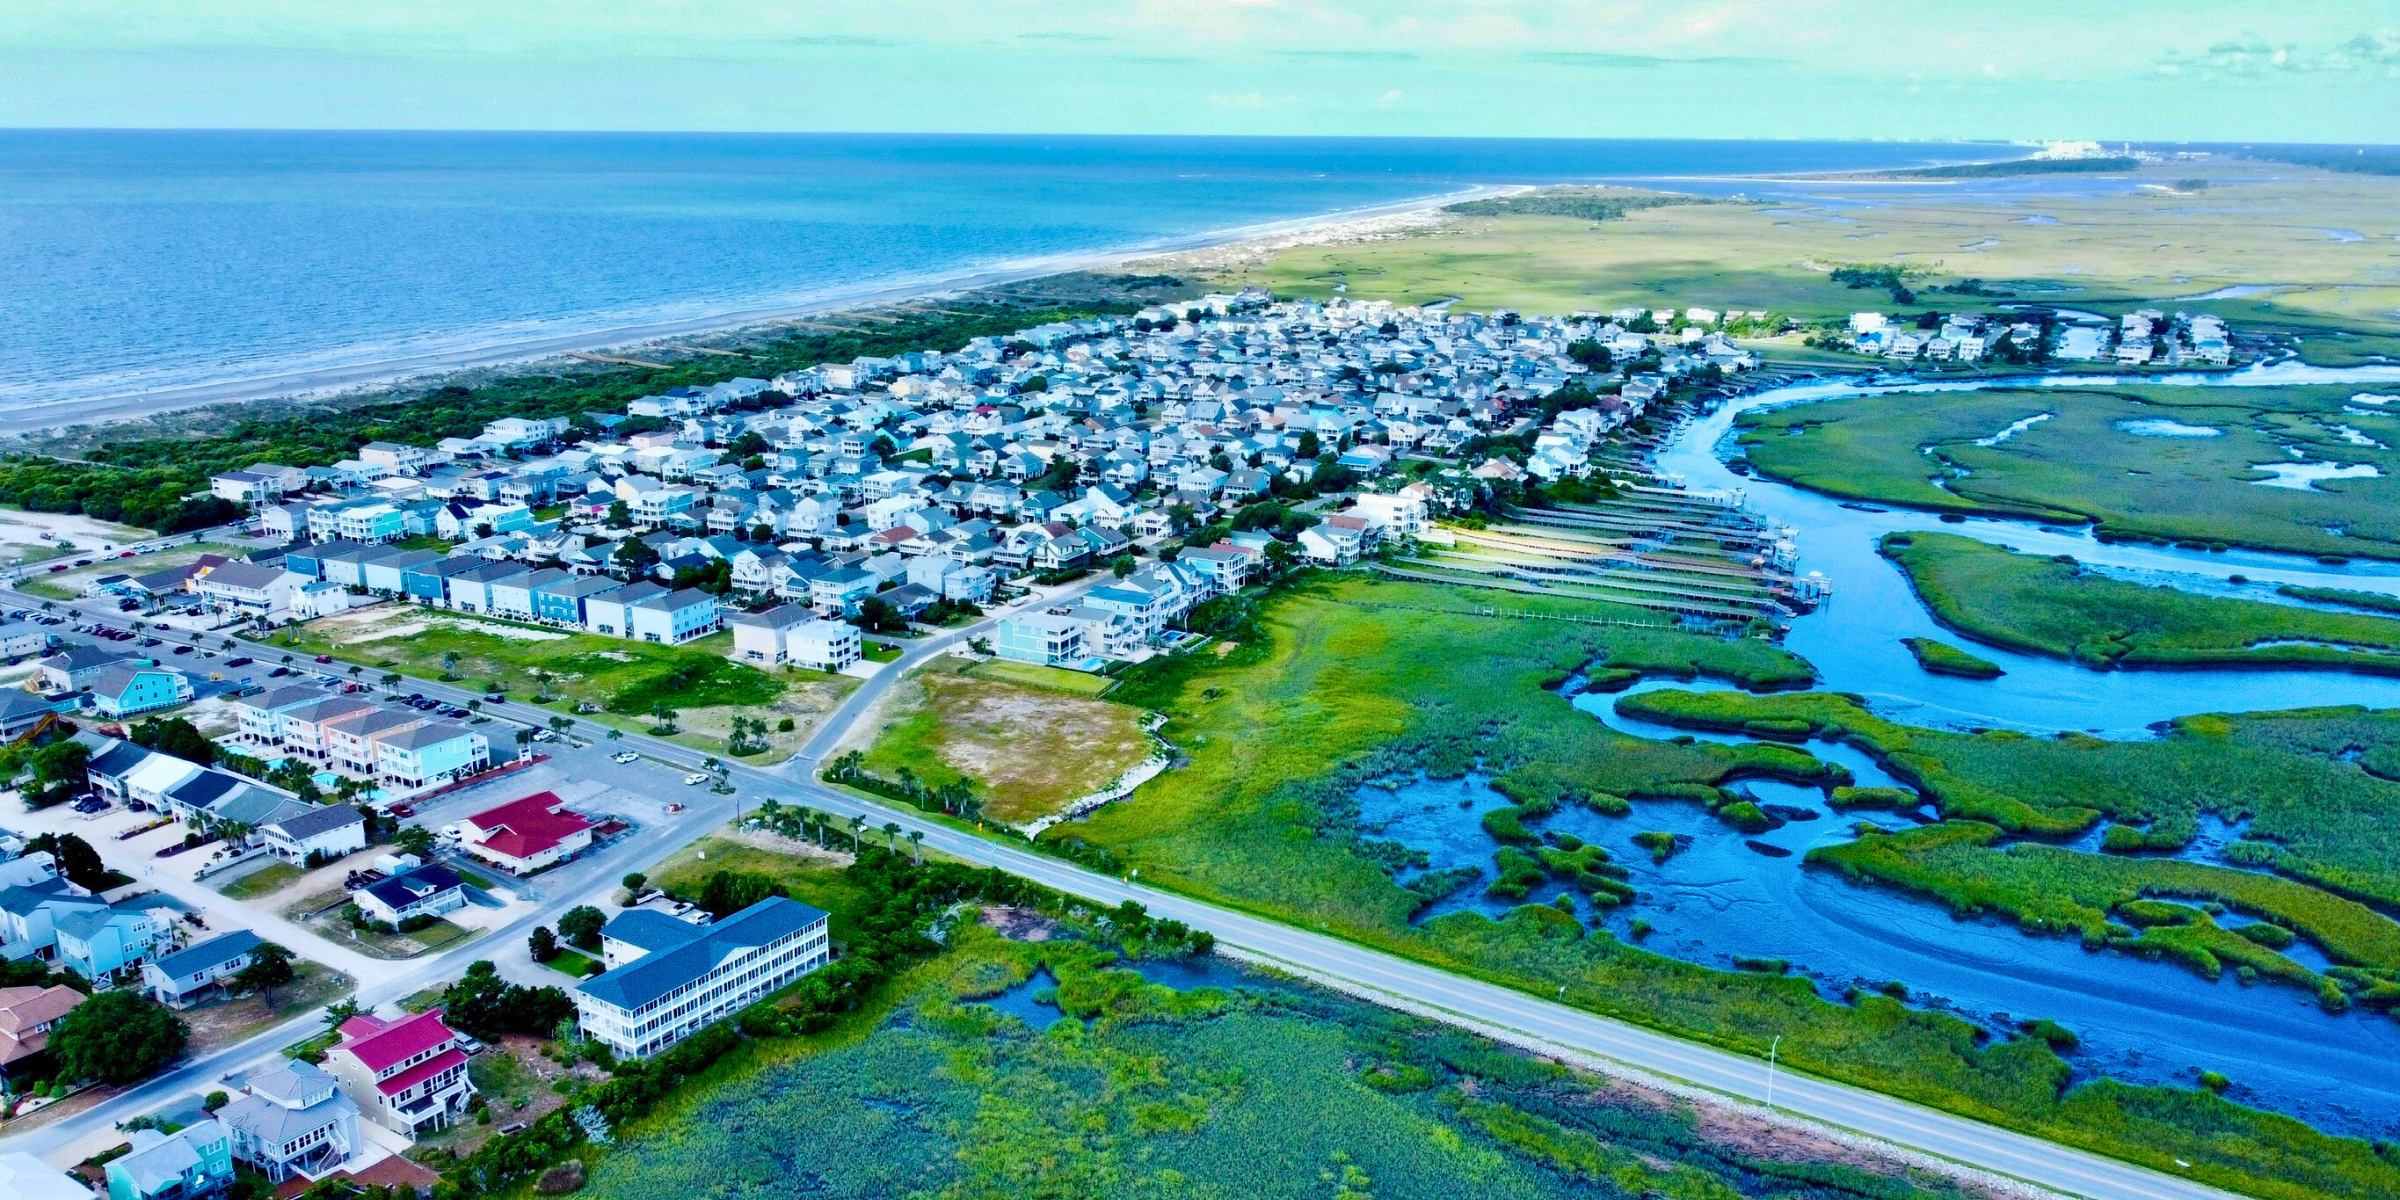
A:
354;865;467;926
260;804;369;865
0;1150;90;1200
582;580;665;638
326;1010;475;1137
994;610;1093;669
218;1058;360;1184
627;589;720;644
196;563;307;618
87;664;194;719
54;903;172;984
373;723;489;792
0;984;83;1086
728;605;860;670
106;1120;234;1200
572;897;831;1059
456;791;596;874
141;930;264;1009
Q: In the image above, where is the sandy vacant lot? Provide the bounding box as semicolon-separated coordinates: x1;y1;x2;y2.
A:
851;661;1156;826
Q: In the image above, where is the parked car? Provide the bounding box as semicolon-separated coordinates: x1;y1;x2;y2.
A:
610;751;639;764
268;666;290;677
225;656;252;667
138;637;160;647
683;772;709;786
531;729;554;742
171;644;193;654
387;803;415;818
455;1033;486;1055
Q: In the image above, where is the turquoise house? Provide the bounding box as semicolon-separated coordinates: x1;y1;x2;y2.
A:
88;665;194;719
107;1119;233;1200
55;905;170;983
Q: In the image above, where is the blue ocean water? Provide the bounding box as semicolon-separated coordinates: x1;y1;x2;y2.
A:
0;131;1990;421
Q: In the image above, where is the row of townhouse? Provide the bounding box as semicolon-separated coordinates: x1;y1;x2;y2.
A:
993;543;1260;668
279;545;722;645
572;896;831;1060
0;850;179;987
81;732;371;861
230;685;492;793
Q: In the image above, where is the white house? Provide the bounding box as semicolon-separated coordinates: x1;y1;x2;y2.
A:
572;898;830;1059
219;1058;360;1184
259;804;369;865
140;930;263;1009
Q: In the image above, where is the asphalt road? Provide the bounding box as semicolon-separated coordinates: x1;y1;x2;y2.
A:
1;585;2249;1200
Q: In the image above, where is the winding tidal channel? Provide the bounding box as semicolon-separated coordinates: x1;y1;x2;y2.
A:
1366;362;2400;1139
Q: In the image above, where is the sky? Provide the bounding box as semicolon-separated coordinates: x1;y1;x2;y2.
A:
4;1;2397;141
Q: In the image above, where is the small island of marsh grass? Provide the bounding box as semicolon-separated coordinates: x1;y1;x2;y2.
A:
1900;636;2004;678
1034;576;2400;1200
1735;383;2400;559
1881;531;2400;673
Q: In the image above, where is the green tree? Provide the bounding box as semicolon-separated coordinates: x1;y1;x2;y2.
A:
31;833;109;891
230;942;298;1007
557;905;606;951
528;924;559;962
323;998;362;1028
48;990;189;1085
694;870;787;919
620;871;647;894
390;825;437;860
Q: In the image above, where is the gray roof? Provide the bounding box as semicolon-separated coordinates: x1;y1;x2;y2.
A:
86;738;155;779
218;1061;355;1146
0;880;88;916
578;897;826;1012
166;770;242;809
729;604;815;631
378;721;475;751
42;644;130;673
202;562;293;591
113;1121;228;1193
152;929;262;979
264;803;367;841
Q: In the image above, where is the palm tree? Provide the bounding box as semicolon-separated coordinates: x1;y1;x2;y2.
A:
881;821;901;852
440;650;460;679
906;829;924;863
347;664;362;678
848;814;866;850
549;716;573;736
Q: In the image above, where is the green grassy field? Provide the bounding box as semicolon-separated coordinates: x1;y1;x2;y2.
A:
1883;532;2400;671
259;604;855;759
1737;383;2400;559
215;861;304;900
1205;162;2400;343
854;659;1155;826
1039;576;2400;1200
965;657;1119;696
584;919;1982;1200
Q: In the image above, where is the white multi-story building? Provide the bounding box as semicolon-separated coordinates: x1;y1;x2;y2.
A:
573;897;830;1059
325;1009;476;1137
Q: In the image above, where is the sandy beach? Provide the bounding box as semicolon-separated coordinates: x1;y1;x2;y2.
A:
1;185;1508;441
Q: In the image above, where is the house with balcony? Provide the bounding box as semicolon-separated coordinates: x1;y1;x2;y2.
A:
260;803;369;865
729;605;860;670
354;864;467;925
0;983;83;1088
218;1057;360;1185
572;897;830;1059
326;1009;475;1137
106;1120;234;1200
995;610;1095;669
54;903;172;984
582;580;665;637
141;930;263;1010
87;664;195;719
627;588;720;644
373;722;489;792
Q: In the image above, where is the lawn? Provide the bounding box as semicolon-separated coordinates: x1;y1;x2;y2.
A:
649;832;866;941
964;658;1118;696
308;915;475;959
1737;383;2400;560
542;949;602;978
1035;575;2400;1200
851;659;1157;826
214;860;303;900
256;604;854;760
1884;532;2400;671
17;539;248;600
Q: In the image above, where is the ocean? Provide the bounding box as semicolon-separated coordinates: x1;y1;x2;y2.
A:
0;131;1989;427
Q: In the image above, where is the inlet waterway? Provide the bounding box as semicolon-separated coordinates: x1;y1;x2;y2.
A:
1662;361;2400;734
1352;676;2400;1136
1359;361;2400;1136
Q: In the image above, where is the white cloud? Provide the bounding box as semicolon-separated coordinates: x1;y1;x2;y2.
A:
1377;88;1405;105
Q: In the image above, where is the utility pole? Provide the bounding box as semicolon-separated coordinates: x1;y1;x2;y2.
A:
1765;1035;1781;1108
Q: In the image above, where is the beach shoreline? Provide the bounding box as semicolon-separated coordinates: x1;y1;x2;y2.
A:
2;183;1513;440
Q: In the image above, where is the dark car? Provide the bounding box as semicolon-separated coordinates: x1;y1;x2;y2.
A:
172;644;193;654
225;656;252;667
138;637;160;647
268;666;290;677
313;654;333;664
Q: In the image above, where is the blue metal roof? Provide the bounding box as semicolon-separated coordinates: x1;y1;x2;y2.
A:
576;897;825;1012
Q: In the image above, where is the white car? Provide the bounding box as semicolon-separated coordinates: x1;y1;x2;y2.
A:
531;729;554;742
611;751;639;764
682;772;710;786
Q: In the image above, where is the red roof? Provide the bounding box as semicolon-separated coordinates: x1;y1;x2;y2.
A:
464;790;596;860
334;1009;458;1074
377;1047;468;1097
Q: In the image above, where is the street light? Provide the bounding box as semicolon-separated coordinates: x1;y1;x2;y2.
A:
1765;1034;1781;1109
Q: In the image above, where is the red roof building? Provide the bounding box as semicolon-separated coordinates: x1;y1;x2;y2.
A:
457;790;596;874
324;1010;476;1138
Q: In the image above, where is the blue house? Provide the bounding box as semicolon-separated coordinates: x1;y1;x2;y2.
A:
54;903;171;983
533;574;622;626
107;1119;234;1200
88;665;194;719
282;539;366;583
